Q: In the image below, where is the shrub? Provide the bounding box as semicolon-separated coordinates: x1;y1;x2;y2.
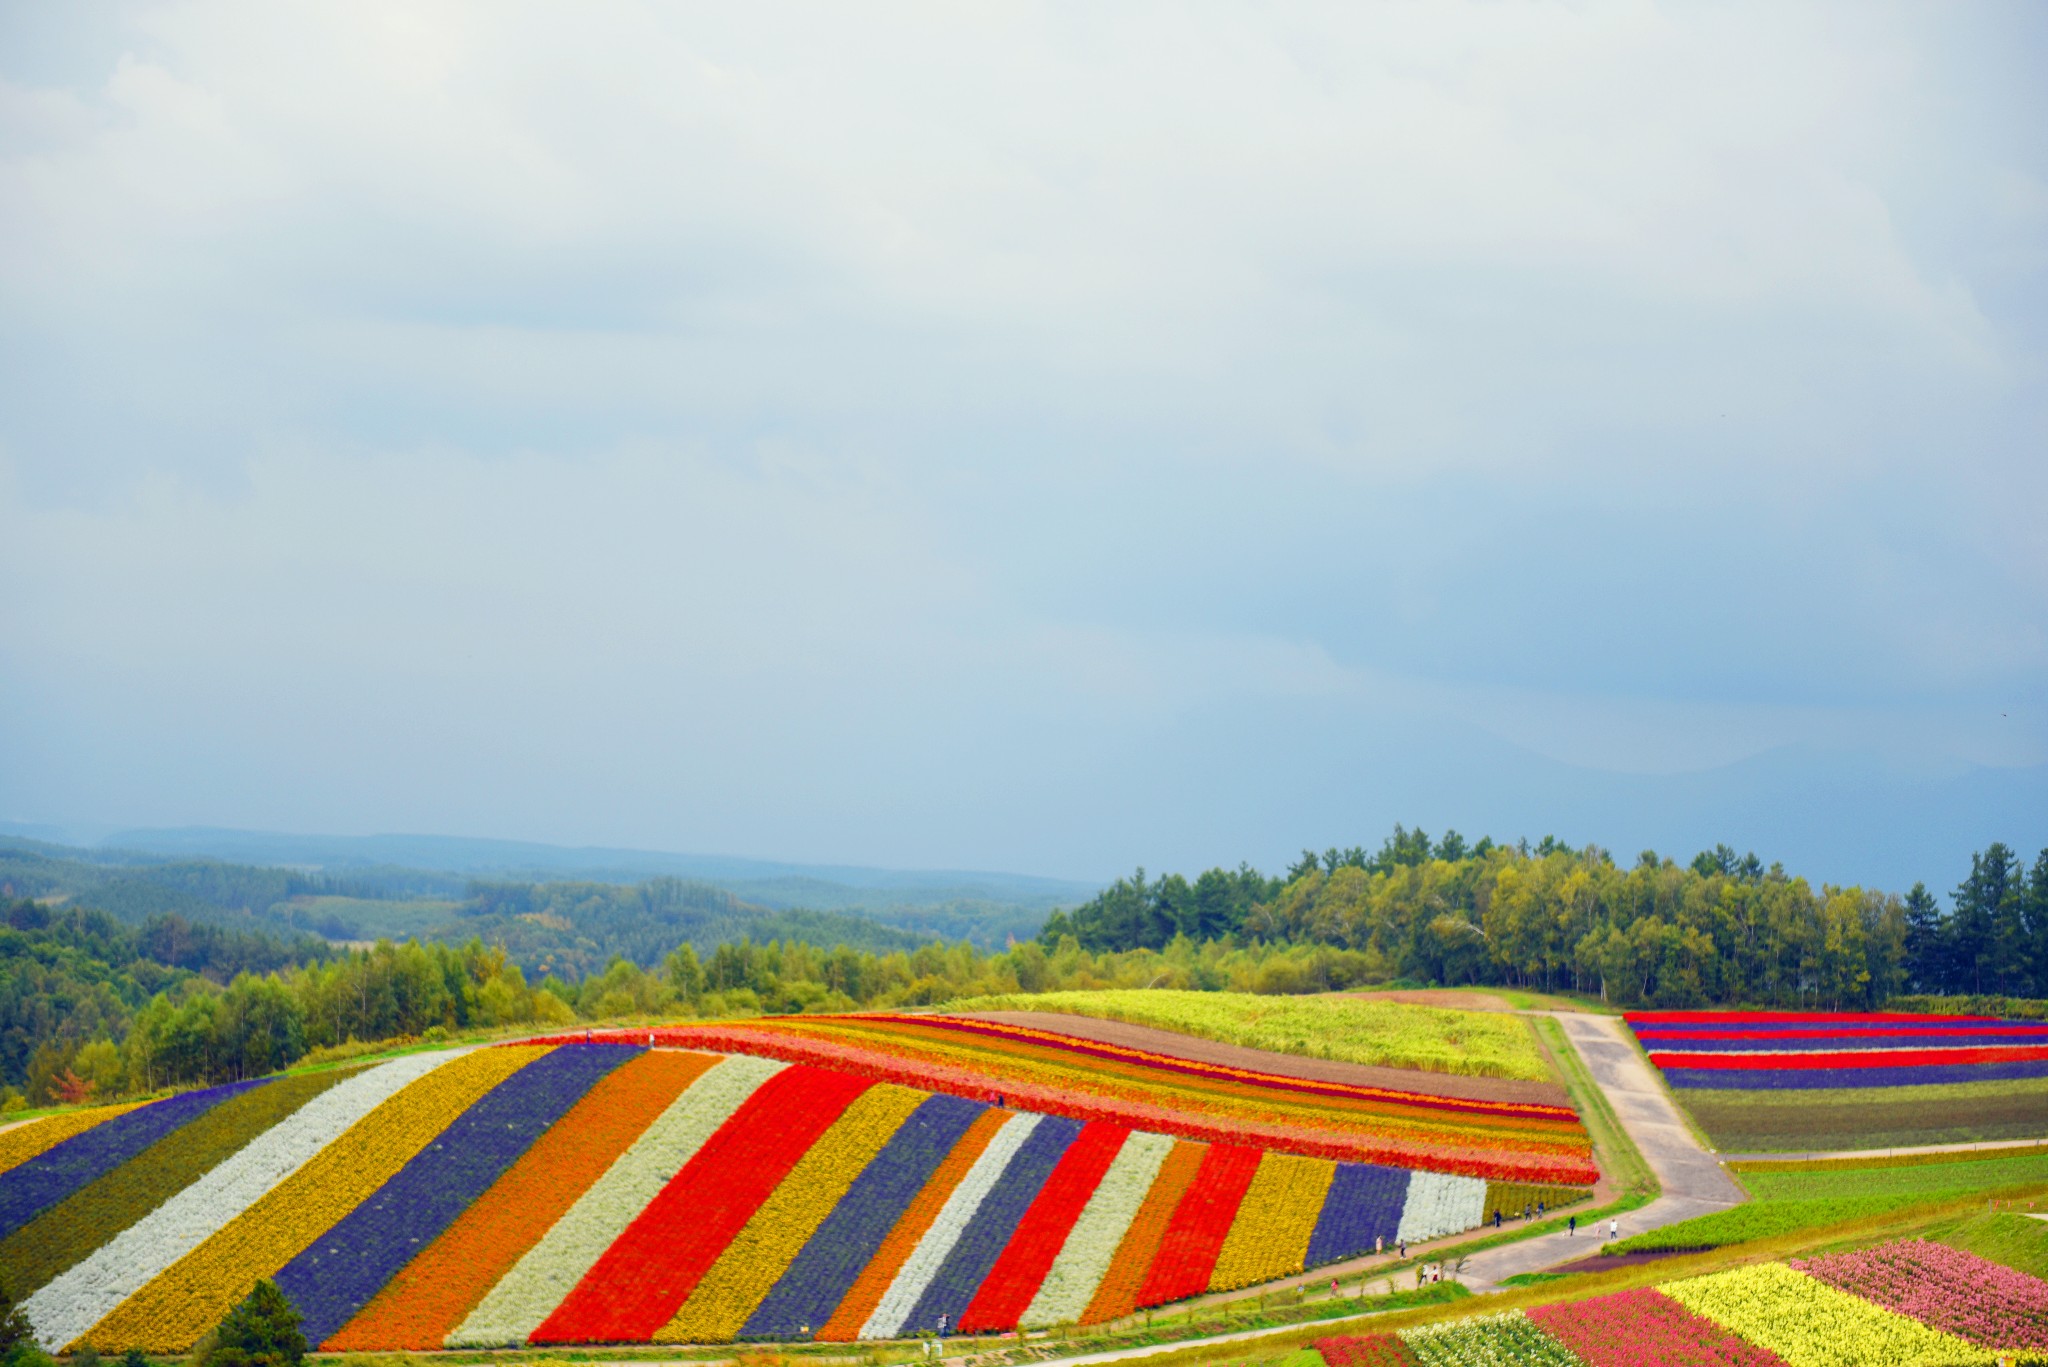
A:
202;1281;306;1367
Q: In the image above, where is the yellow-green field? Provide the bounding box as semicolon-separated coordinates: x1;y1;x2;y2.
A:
944;988;1551;1081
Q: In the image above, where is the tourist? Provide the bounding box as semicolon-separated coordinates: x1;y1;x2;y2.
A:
1568;1214;1576;1236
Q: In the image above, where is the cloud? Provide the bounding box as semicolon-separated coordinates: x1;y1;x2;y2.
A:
0;1;2042;882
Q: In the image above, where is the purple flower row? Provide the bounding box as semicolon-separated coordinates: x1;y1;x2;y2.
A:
1663;1059;2048;1089
274;1043;640;1346
1305;1162;1410;1266
744;1092;986;1339
0;1079;265;1241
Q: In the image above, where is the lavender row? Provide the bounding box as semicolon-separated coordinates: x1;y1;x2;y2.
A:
744;1093;986;1340
1304;1163;1411;1266
275;1043;640;1346
1664;1058;2048;1090
1638;1033;2048;1052
0;1080;266;1241
901;1114;1079;1335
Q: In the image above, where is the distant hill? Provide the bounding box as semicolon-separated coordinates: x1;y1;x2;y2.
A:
0;838;932;977
88;827;1096;946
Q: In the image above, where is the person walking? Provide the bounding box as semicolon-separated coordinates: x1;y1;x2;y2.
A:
1609;1217;1618;1240
1568;1214;1576;1236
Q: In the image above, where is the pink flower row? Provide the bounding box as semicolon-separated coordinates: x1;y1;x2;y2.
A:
1791;1239;2048;1350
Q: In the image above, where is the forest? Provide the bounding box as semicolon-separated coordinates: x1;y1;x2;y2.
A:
1046;831;2048;1006
1;830;2041;1108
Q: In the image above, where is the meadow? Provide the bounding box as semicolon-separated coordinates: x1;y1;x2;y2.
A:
1607;1145;2048;1254
946;991;1551;1082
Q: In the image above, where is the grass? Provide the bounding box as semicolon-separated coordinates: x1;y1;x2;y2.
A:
1677;1074;2048;1152
1737;1147;2048;1201
1609;1146;2048;1253
942;989;1553;1081
1922;1209;2048;1281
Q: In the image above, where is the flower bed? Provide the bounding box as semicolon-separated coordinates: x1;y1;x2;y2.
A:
537;1017;1596;1185
958;1121;1130;1332
330;1049;718;1351
1136;1143;1264;1305
744;1093;987;1340
276;1043;639;1347
0;1081;263;1243
1790;1240;2048;1350
1298;1240;2048;1366
658;1083;929;1343
1526;1286;1788;1366
0;1069;359;1301
77;1045;547;1353
16;1033;1574;1352
1628;1011;2048;1092
532;1065;872;1344
28;1049;466;1353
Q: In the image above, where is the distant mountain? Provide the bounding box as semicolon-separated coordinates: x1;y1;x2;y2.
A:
86;827;1093;946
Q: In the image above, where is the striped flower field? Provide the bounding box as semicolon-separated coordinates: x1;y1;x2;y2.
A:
1312;1241;2048;1366
0;1021;1591;1352
1627;1010;2048;1090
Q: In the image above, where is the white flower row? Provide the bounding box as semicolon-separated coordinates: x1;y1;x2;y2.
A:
448;1053;785;1348
1020;1130;1174;1329
861;1111;1040;1340
26;1049;469;1351
1395;1169;1488;1245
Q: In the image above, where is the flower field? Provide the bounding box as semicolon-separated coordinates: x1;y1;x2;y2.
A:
0;1032;1590;1352
1310;1241;2047;1367
1627;1010;2048;1090
545;1013;1596;1184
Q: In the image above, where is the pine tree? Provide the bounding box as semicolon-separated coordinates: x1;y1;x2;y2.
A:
203;1281;305;1367
1902;882;1948;994
0;1277;33;1358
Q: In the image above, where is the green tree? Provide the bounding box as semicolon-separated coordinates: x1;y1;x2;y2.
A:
203;1280;305;1367
0;1276;34;1358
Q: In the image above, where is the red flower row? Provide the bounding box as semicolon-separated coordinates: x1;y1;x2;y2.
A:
531;1066;869;1344
1136;1145;1262;1304
958;1121;1127;1332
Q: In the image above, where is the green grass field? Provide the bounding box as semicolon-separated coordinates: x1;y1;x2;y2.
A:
1678;1075;2048;1152
1606;1145;2048;1253
945;988;1552;1080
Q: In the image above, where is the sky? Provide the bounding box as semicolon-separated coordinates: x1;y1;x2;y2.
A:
1;1;2043;893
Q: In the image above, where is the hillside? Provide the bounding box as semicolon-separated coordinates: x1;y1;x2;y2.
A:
0;1014;1592;1353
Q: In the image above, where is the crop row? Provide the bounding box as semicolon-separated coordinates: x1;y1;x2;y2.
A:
548;1017;1597;1184
1626;1009;2048;1092
1314;1243;2042;1367
11;1039;1548;1352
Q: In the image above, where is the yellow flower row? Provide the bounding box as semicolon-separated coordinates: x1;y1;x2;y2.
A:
80;1047;549;1352
655;1083;928;1344
0;1102;148;1176
1662;1261;1985;1367
1206;1152;1333;1292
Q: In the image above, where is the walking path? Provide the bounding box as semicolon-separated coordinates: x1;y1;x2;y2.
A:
1430;1013;1742;1292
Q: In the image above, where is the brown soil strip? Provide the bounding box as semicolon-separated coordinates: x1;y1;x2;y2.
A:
947;1011;1571;1107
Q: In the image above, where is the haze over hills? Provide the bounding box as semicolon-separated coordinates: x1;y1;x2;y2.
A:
0;827;1097;960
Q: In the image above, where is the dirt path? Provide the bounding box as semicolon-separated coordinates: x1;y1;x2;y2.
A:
948;1011;1570;1107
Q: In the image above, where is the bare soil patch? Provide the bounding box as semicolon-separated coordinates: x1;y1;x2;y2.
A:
951;1010;1570;1107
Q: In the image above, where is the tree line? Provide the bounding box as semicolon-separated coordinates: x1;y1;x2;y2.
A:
1046;829;2048;1009
7;829;2043;1108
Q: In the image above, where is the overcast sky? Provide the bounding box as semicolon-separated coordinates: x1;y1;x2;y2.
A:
2;2;2043;889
